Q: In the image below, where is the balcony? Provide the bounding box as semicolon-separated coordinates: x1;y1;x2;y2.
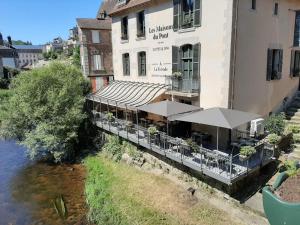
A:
166;78;199;98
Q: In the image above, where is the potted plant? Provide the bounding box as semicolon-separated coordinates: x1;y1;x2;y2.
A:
172;71;183;80
106;112;114;122
148;126;158;136
186;138;199;154
239;146;256;161
267;133;281;146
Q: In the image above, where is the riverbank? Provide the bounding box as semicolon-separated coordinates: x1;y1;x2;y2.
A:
85;155;245;225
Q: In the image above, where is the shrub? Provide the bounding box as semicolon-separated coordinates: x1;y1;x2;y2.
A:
281;160;300;177
264;113;286;135
267;133;281;145
106;112;114;122
284;124;300;135
148;126;158;136
240;146;256;157
102;135;124;162
186;138;199;152
0;78;9;89
123;141;142;159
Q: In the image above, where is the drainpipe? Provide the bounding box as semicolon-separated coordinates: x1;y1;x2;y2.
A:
228;0;240;109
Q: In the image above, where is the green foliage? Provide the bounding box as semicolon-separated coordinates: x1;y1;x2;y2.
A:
102;135;124;162
148;126;158;136
106;112;114;122
267;133;281;145
281;160;300;177
240;146;256;157
0;78;9;89
264;113;286;135
0;89;12;123
84;156;124;225
71;46;81;68
123;141;142;160
12;40;32;45
285;124;300;135
186;138;199;152
43;50;58;60
0;62;90;162
3;66;20;79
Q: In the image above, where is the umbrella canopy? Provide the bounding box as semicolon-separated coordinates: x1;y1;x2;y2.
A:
138;100;201;118
173;107;261;129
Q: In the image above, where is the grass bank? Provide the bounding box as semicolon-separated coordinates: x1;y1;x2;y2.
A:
84;155;242;225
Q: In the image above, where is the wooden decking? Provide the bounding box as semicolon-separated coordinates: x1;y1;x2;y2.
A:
95;117;274;185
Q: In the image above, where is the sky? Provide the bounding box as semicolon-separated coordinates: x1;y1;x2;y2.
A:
0;0;102;45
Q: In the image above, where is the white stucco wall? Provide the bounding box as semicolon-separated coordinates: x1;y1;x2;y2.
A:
233;0;300;116
112;0;234;109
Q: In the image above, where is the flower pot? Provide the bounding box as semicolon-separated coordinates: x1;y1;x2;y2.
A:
239;155;250;162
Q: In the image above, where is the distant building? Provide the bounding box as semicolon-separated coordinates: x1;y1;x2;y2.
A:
0;34;18;72
63;27;80;55
44;37;64;53
76;0;116;92
14;45;43;69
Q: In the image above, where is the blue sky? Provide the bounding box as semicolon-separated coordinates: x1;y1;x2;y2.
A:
0;0;102;45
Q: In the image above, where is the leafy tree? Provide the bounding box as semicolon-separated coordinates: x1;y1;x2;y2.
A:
0;62;91;162
71;46;81;68
12;40;32;45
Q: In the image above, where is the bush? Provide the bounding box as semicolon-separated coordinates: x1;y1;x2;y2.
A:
0;62;90;162
106;112;114;122
285;124;300;135
123;141;142;160
0;78;9;89
281;160;300;177
240;146;256;157
102;135;124;162
264;113;286;135
148;126;158;136
186;138;199;152
267;133;281;145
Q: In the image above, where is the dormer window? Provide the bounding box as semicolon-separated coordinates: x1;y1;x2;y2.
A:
173;0;201;31
99;10;107;20
117;0;127;7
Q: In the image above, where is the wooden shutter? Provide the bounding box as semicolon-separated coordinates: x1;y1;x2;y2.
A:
290;50;295;77
127;54;130;75
278;49;283;79
172;46;179;73
173;0;180;31
194;0;201;27
266;49;273;81
193;43;200;80
122;54;126;75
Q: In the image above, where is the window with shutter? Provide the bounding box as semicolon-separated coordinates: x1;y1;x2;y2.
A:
173;0;180;31
291;50;300;77
93;54;102;70
294;11;300;47
251;0;256;10
193;43;200;80
172;46;179;73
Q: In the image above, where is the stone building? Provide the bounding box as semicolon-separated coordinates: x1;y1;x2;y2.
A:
0;34;19;71
107;0;300;117
76;0;117;92
14;45;43;68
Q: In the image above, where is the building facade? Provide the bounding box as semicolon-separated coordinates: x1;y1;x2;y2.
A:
0;34;19;70
77;0;117;93
14;45;43;68
109;0;300;117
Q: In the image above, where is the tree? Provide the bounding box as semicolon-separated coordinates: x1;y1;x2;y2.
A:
0;62;91;162
71;46;81;68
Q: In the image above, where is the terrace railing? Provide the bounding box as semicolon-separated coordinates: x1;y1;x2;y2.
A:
93;111;274;184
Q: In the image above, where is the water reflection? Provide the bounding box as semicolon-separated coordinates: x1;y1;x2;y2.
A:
0;140;87;225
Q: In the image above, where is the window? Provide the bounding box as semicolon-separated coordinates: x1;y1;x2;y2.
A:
138;51;146;76
251;0;256;10
291;50;300;77
121;16;128;40
274;3;279;15
181;45;193;79
173;0;201;31
294;11;300;46
266;49;283;81
122;53;130;75
136;11;145;37
92;30;100;43
93;54;102;70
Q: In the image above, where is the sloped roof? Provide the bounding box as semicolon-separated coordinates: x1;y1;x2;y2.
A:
109;0;152;16
76;18;112;30
13;45;43;50
96;0;118;19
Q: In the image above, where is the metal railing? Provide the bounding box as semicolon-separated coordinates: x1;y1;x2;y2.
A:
93;111;274;184
170;78;199;93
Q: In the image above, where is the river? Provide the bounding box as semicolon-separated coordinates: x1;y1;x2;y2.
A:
0;140;87;225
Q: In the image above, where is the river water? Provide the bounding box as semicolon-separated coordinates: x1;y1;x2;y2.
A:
0;140;87;225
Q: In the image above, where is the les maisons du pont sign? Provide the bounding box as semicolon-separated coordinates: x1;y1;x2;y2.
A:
149;25;173;40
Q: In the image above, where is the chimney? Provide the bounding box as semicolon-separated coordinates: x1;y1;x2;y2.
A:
7;36;12;46
0;33;3;46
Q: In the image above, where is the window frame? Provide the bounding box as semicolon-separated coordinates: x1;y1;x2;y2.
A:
122;53;130;76
274;2;279;16
121;16;129;40
138;51;146;76
267;49;283;81
251;0;256;10
136;11;145;38
92;54;103;71
91;30;101;43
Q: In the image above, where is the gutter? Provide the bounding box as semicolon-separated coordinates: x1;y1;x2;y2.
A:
228;0;239;109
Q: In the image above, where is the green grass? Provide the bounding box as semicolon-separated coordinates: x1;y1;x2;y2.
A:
84;155;241;225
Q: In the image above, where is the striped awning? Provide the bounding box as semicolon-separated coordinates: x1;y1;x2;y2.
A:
87;81;168;109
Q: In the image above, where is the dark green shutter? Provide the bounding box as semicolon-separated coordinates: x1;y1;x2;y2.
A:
172;46;179;73
122;54;126;75
173;0;180;31
278;49;283;79
194;0;201;27
266;49;273;81
128;54;130;75
291;50;295;77
193;43;200;80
